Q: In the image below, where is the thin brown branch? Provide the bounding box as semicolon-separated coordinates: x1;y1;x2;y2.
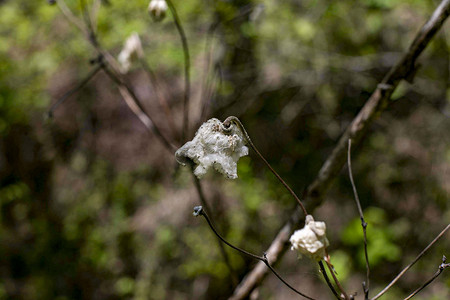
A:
348;139;370;299
318;261;341;300
223;116;308;216
191;170;239;288
166;0;191;142
193;206;315;300
101;65;177;152
325;253;350;300
230;1;450;298
371;224;450;300
403;257;449;300
55;1;177;153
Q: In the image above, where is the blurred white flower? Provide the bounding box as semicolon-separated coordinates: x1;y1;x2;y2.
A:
118;33;144;73
290;215;329;261
148;0;168;22
175;118;249;179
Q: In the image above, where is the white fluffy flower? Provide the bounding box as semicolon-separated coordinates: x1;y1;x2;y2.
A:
175;118;249;179
118;33;144;73
290;215;329;261
148;0;168;22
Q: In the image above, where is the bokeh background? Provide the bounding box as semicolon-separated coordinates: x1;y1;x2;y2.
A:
0;0;449;299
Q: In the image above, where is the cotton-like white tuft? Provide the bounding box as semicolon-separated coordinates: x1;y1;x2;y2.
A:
175;118;248;179
290;215;329;261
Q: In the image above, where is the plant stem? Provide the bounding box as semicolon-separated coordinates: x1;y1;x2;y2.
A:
318;261;341;300
191;170;239;287
194;206;315;299
371;224;450;300
348;139;370;299
403;257;449;300
324;253;349;300
222;116;308;216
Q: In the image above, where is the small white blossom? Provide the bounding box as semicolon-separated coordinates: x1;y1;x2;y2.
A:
148;0;168;22
118;33;144;73
175;118;248;179
290;215;329;261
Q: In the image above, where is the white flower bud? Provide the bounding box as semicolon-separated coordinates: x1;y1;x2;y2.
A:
118;33;144;73
148;0;168;22
175;118;249;179
290;215;329;261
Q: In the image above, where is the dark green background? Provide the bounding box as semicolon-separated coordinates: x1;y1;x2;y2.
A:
0;0;449;299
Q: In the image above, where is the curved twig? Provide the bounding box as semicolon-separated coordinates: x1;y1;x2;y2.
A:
193;206;315;300
348;139;370;299
54;0;177;153
191;168;239;287
403;256;449;300
324;252;349;300
231;1;450;298
223;116;308;216
318;261;341;300
371;224;450;300
101;65;177;152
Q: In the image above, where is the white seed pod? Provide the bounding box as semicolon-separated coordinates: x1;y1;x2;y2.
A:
175;118;249;179
148;0;168;22
118;33;144;74
290;215;329;261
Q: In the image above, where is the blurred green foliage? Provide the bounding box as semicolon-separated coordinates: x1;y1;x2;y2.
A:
342;207;404;267
0;0;449;299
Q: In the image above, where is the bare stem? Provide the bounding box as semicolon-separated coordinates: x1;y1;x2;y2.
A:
325;253;350;300
222;116;308;216
166;0;191;142
191;169;239;287
318;261;341;300
55;0;177;153
348;139;370;299
231;1;450;297
403;256;449;300
371;224;450;300
101;65;177;152
193;206;315;300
